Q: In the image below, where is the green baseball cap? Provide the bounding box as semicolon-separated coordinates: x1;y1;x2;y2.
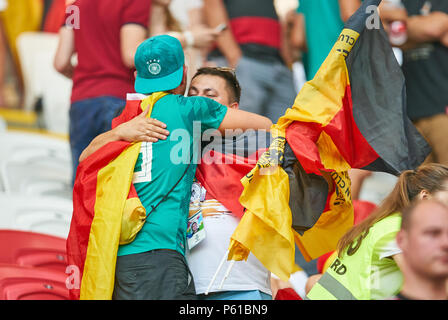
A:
134;35;185;94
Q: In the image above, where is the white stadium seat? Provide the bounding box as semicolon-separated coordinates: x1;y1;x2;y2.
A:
16;32;72;134
0;130;72;199
358;171;398;205
0;193;72;239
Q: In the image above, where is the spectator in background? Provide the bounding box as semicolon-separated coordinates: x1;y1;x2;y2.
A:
306;163;448;300
391;199;448;300
291;0;361;81
42;0;67;34
273;0;302;70
292;0;407;80
203;0;297;123
170;0;204;31
149;0;220;79
150;0;218;50
53;0;152;184
185;67;272;301
398;0;448;166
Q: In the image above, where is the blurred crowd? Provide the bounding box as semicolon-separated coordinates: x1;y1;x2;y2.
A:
0;1;447;168
0;0;447;301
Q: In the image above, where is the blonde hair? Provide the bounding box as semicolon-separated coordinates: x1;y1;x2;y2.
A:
337;163;448;257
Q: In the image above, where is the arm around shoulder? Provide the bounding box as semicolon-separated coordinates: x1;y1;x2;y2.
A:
79;129;122;163
217;108;272;134
79;108;169;162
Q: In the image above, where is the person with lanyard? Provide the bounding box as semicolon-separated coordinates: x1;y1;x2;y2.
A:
306;163;448;300
78;35;272;300
185;67;273;300
398;0;448;166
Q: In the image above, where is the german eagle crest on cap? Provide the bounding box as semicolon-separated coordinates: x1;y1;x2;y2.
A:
147;59;161;75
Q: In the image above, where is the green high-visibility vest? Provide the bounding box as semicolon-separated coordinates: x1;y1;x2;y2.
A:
306;213;403;300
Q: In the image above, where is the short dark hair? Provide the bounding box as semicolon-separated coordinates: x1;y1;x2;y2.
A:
401;199;448;231
192;67;241;103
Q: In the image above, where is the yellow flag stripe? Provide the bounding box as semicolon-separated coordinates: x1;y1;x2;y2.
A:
235;166;300;281
80;92;167;299
80;142;141;300
229;27;361;278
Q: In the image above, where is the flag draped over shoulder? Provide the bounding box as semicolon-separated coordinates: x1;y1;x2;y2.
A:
66;92;167;300
228;0;431;281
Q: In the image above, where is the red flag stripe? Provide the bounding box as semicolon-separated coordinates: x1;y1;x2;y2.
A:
323;85;380;169
196;148;267;219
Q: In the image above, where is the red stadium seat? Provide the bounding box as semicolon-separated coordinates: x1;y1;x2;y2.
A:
317;251;336;274
274;288;303;300
0;230;67;272
0;264;69;300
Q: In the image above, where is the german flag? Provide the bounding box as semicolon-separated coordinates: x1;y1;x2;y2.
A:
195;130;271;219
227;0;430;281
66;93;167;300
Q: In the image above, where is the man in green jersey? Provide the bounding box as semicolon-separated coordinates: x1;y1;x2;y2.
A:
80;35;272;300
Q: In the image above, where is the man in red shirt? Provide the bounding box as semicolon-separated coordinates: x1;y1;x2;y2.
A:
203;0;297;123
54;0;153;183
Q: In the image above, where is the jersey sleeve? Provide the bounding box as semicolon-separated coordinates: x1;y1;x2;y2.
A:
377;239;402;260
373;215;402;260
121;0;151;28
191;96;228;133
